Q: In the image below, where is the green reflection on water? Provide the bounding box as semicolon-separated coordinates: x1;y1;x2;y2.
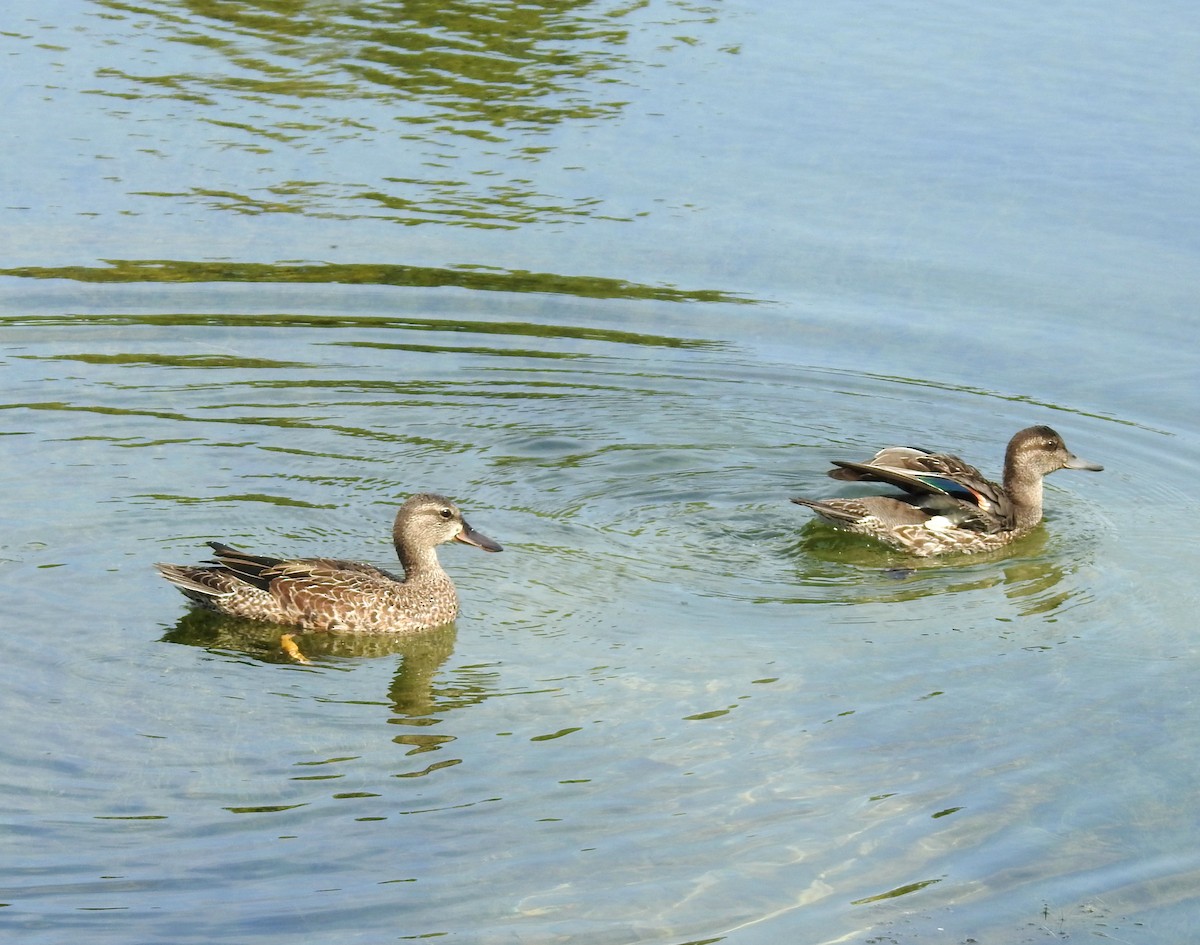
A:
0;315;718;356
326;341;589;360
17;352;307;370
850;878;942;905
0;259;757;306
141;492;336;508
86;0;716;226
0;312;720;353
106;0;633;127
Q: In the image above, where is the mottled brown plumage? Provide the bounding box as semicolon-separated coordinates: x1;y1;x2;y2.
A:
156;493;501;632
791;426;1102;556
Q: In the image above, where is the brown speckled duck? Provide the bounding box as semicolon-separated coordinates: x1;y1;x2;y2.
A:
156;493;501;633
791;425;1102;556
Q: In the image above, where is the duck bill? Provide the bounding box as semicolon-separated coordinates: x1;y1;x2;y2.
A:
1063;454;1104;472
455;521;503;553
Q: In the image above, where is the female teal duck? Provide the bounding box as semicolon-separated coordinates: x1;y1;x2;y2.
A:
156;493;502;633
791;425;1102;556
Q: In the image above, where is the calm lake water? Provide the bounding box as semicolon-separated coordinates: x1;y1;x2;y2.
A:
3;2;1199;943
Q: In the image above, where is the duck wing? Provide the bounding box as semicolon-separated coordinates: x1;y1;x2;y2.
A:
205;542;400;591
828;448;1011;522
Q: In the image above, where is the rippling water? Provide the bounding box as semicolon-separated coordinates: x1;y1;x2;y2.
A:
3;2;1200;944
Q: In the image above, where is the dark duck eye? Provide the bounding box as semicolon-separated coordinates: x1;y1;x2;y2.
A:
439;508;453;520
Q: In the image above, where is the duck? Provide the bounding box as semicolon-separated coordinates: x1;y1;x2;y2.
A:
791;425;1102;556
156;493;502;634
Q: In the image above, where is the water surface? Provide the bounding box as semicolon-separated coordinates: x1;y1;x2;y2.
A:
3;2;1199;943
